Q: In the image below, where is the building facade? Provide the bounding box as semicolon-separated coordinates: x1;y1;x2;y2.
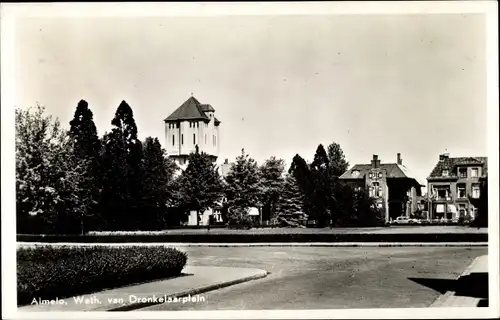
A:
164;96;221;169
339;154;423;222
427;153;487;221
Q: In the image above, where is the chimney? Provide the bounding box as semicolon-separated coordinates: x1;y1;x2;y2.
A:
397;153;402;165
371;154;381;168
439;153;450;161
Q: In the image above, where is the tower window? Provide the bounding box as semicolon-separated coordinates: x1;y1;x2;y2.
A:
172;135;175;146
193;133;196;144
181;134;184;145
205;134;207;144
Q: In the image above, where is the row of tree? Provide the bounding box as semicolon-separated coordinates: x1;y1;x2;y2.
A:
16;100;384;234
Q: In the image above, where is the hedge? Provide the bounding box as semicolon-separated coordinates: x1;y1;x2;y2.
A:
17;245;187;306
17;232;487;243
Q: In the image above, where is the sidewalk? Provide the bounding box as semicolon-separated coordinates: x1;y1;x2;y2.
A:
431;255;488;307
18;265;268;312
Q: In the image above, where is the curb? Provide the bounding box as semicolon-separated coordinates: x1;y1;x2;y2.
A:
108;269;269;311
17;242;488;247
430;255;487;308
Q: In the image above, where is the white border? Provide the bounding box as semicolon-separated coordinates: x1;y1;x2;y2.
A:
1;2;499;319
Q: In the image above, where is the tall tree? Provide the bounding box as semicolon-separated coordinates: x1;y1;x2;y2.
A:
16;105;86;234
141;137;178;229
259;156;286;223
327;142;350;177
310;144;334;227
224;149;262;226
288;154;315;223
68;99;101;231
275;173;307;227
100;101;144;230
176;147;223;225
69;100;101;164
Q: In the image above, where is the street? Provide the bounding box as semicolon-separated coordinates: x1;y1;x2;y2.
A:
140;246;487;310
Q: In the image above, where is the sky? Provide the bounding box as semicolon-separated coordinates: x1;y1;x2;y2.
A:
14;13;488;188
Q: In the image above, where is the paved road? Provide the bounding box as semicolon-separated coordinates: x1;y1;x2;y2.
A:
140;246;487;310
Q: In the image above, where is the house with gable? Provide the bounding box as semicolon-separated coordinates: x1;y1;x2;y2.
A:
427;153;487;221
339;153;424;222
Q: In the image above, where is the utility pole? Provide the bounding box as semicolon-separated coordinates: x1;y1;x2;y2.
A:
259;206;263;226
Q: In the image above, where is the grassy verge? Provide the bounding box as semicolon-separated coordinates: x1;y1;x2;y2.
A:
17;231;488;243
17;245;187;306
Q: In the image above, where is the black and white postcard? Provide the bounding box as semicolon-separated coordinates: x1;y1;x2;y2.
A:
1;1;498;319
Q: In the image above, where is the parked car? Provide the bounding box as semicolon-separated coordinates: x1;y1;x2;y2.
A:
392;216;421;225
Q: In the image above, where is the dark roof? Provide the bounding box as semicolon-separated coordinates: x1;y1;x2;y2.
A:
200;104;215;112
427;157;487;179
164;96;210;122
214;117;221;126
339;163;424;185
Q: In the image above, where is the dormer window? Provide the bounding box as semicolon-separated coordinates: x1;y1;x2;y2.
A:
352;170;360;177
442;170;449;177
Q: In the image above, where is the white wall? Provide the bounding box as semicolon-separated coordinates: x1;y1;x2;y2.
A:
165;115;219;158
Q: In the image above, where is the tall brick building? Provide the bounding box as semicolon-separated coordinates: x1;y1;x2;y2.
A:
427;153;487;220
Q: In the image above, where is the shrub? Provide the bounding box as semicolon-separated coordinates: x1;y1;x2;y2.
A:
226;206;254;229
17;245;187;306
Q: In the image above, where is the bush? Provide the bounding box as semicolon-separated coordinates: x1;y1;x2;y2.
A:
17;245;187;306
226;207;254;229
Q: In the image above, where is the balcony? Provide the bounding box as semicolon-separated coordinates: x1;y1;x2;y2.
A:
429;194;453;202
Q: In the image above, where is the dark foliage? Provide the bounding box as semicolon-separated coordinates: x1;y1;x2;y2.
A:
17;246;187;306
99;101;144;230
469;178;488;228
174;148;223;225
